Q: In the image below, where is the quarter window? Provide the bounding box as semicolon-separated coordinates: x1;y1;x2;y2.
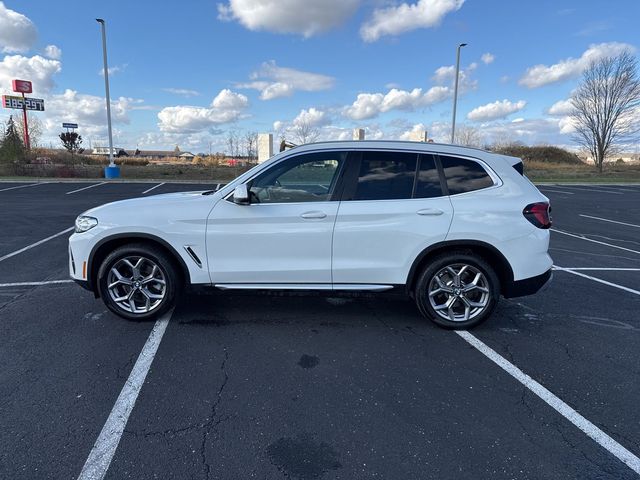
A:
440;155;494;195
249;151;346;203
353;151;417;201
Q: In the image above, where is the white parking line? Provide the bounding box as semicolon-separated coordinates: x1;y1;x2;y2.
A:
0;227;74;263
0;183;43;192
559;185;623;195
579;214;640;229
0;279;74;287
66;182;107;195
558;267;640;271
142;183;164;194
538;187;575;195
551;229;640;255
553;266;640;296
77;310;172;480
456;330;640;475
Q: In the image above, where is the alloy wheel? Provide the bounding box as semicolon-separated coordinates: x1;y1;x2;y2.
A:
427;263;490;323
107;256;167;314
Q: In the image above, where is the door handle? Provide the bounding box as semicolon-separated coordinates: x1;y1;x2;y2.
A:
300;211;327;219
417;208;444;216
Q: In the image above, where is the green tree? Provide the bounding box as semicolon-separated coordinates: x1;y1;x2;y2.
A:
60;131;83;153
0;116;25;163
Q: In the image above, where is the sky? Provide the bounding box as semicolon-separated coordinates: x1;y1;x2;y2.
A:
0;0;639;153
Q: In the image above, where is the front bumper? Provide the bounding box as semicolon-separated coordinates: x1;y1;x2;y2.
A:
503;268;553;298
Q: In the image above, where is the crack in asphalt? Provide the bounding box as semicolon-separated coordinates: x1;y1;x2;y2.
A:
200;350;230;480
121;350;231;480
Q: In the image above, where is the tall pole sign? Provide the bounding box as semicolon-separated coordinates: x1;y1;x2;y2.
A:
12;79;33;149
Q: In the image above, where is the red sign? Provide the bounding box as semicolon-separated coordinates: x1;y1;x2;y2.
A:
12;79;32;94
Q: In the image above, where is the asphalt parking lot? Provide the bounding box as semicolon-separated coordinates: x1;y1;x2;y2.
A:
0;180;639;480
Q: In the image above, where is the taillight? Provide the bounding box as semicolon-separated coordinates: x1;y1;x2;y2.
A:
523;202;552;229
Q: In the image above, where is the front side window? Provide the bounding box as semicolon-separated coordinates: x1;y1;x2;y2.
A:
249;151;346;203
353;151;418;201
440;155;494;195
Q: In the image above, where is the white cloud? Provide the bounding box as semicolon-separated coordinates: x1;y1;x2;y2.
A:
519;42;635;88
98;64;127;76
547;99;574;116
481;53;495;65
43;44;62;60
0;54;61;94
157;89;249;133
39;89;138;141
467;99;527;122
293;107;327;127
399;123;428;141
0;2;37;53
344;86;452;120
218;0;360;37
558;116;577;134
480;117;571;145
163;88;201;97
344;61;477;121
360;0;464;42
237;61;335;100
432;65;455;84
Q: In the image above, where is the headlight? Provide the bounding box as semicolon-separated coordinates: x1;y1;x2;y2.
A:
75;216;98;233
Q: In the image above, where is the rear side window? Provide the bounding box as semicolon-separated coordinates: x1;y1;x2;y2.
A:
414;154;443;198
440;155;494;195
353;151;417;200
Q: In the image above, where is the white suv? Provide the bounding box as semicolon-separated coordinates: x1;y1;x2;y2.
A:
69;141;552;329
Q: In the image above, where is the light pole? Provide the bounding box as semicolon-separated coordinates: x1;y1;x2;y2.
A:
450;42;467;144
96;18;119;178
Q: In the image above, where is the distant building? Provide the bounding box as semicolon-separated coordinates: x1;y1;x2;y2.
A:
89;147;196;161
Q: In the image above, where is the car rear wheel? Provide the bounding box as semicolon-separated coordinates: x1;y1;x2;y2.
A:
97;243;179;321
415;252;500;329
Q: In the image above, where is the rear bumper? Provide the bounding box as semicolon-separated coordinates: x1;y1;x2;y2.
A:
503;268;552;298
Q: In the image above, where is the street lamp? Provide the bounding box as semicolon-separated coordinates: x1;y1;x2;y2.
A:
450;42;467;144
96;18;119;178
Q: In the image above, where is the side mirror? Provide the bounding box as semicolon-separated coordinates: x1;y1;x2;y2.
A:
233;184;250;205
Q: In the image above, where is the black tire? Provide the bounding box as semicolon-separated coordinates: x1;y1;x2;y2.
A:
414;251;500;329
97;243;180;321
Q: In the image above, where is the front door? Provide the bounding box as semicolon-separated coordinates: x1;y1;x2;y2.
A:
207;150;348;285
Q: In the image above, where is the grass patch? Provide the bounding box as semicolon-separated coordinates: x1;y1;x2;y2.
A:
525;160;640;183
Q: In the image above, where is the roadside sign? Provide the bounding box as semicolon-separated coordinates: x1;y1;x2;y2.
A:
63;122;78;129
12;79;32;94
2;95;45;111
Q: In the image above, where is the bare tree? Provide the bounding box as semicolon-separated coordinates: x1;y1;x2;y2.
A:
488;130;518;151
244;131;258;163
226;131;240;158
14;114;44;148
454;124;483;148
292;120;320;145
571;51;640;172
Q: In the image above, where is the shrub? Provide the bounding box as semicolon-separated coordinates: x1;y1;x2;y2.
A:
494;145;584;165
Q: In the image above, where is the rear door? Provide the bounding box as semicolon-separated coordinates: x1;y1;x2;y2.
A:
332;150;454;286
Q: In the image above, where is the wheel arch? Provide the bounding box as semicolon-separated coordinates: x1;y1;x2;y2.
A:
406;240;514;296
87;233;191;297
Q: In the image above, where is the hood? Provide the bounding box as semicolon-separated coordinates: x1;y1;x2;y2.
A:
81;190;213;218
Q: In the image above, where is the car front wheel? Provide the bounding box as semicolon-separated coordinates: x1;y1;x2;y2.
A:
97;243;179;321
415;252;500;329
